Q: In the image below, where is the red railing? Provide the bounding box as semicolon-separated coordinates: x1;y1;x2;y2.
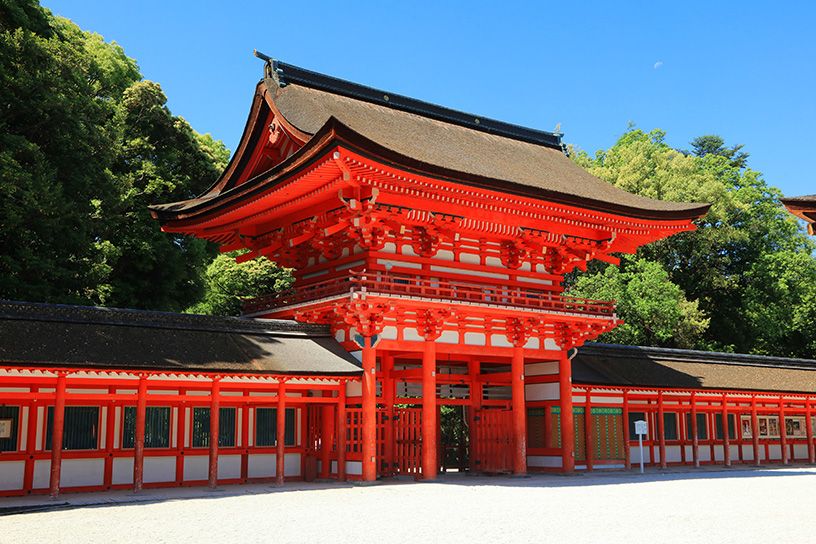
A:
243;270;616;318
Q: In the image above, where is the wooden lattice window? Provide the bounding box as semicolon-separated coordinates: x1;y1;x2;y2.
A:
526;408;546;449
122;407;171;449
0;406;20;452
255;408;296;447
46;406;99;450
192;407;236;448
685;413;709;440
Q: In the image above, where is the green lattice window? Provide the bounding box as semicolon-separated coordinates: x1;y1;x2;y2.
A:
122;407;171;449
255;408;296;446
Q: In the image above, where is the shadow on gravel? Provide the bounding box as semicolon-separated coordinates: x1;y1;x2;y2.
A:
3;465;814;517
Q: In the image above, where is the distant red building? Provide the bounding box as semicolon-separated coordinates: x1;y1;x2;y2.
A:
782;195;816;234
0;59;812;498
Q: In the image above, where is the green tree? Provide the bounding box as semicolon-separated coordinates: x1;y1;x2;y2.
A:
570;128;816;356
0;1;226;310
188;253;294;317
688;134;749;169
567;257;709;348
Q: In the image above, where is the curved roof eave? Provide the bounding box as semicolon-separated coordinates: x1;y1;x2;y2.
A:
151;117;710;226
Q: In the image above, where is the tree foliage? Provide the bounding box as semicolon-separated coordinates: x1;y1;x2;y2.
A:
569;256;708;348
569;128;816;356
187;253;294;317
0;1;228;310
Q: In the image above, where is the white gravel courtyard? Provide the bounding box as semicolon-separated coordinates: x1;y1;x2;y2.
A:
1;467;813;544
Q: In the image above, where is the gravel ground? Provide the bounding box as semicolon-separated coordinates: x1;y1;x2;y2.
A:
1;467;813;544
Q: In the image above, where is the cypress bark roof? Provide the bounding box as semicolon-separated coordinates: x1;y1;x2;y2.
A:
265;61;708;219
573;343;816;394
149;59;709;223
0;301;361;376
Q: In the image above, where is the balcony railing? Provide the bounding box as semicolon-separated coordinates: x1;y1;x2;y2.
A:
243;270;616;318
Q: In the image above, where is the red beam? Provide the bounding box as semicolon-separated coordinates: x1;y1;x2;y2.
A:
49;373;66;498
276;383;286;485
133;375;147;492
559;351;575;472
511;345;527;475
361;337;377;482
421;340;437;481
208;379;220;489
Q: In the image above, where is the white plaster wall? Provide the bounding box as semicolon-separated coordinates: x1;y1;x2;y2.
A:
741;445;755;462
464;332;486;346
145;457;176;483
347;381;362;397
60;458;104;488
459;252;480;265
0;461;24;490
794;444;808;459
525;382;559;401
527;456;561;468
543;338;560;350
380;326;398;340
33;459;50;489
767;445;782;460
664;445;683;463
284;453;300;477
525;361;558;376
248;454;275;478
113;457;133;485
437;331;459;344
729;445;740;460
183;455;209;481
218;454;241;480
490;334;512;348
346;461;362;476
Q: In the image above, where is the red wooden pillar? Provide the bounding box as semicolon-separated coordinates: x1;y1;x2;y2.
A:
175;394;187;485
276;381;286;485
381;352;395;477
337;383;347;480
511;345;527;475
422;339;437;480
133;374;148;492
690;392;700;468
23;395;39;494
584;388;593;472
778;398;788;465
103;389;116;489
362;336;378;482
751;396;761;466
806;399;815;464
622;390;631;470
208;377;220;489
721;393;731;467
559;351;575;473
468;359;481;472
240;395;250;482
320;391;334;479
657;391;666;469
49;372;67;498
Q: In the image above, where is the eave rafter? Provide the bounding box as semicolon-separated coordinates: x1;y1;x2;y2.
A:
157;142;700;272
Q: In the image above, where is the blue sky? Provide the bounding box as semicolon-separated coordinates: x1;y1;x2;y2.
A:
44;0;815;197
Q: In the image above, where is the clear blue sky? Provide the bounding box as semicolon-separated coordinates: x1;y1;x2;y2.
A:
44;0;815;197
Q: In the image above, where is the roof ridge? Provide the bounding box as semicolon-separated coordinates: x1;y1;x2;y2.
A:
582;342;816;369
264;57;565;151
0;300;330;337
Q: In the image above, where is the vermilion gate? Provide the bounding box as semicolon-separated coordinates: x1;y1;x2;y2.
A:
472;408;513;473
393;407;422;476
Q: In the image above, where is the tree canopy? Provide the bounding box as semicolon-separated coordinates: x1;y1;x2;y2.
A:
187;253;294;317
0;0;228;311
568;128;816;356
